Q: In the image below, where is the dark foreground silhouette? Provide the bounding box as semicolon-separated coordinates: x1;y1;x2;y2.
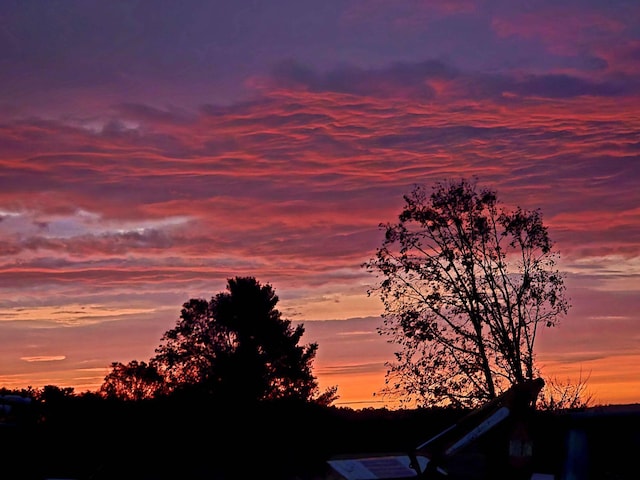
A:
1;393;639;479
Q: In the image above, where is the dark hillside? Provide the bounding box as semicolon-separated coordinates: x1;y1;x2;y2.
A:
0;397;468;479
1;396;638;479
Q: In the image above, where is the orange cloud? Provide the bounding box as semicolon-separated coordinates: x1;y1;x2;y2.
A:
21;356;66;362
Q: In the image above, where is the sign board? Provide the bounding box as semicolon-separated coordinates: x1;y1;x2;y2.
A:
327;454;430;480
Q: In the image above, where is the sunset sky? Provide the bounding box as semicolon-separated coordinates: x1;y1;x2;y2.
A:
1;0;638;409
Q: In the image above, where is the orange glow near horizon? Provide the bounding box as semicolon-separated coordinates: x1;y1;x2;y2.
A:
1;353;637;410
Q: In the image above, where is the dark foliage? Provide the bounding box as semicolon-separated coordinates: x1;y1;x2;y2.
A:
2;392;638;479
364;178;570;408
100;360;166;400
100;276;337;405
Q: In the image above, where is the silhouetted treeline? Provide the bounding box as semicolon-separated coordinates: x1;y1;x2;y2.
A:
0;393;425;479
100;277;338;406
0;391;479;479
1;390;639;479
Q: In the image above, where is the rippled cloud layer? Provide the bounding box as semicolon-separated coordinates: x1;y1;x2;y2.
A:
0;0;638;407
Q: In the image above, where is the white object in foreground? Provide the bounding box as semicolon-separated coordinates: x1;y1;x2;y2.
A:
328;454;433;479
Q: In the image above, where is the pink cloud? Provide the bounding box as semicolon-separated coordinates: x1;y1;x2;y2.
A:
491;8;626;55
0;0;638;408
1;67;639;406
